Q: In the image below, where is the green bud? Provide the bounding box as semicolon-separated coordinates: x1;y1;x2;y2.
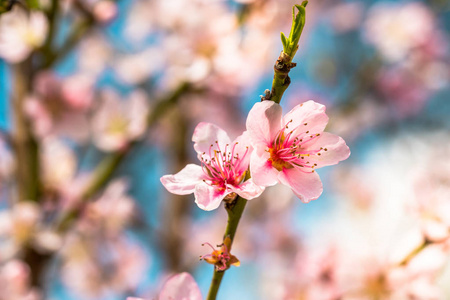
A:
280;1;308;58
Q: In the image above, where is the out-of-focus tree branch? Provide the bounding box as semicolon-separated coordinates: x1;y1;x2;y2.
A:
11;61;40;203
159;107;191;272
55;82;195;233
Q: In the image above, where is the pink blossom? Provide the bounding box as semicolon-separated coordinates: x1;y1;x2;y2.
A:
40;137;77;192
92;1;118;23
0;260;41;300
25;72;93;141
161;122;264;211
84;179;135;234
127;272;201;300
61;235;147;298
0;6;48;64
364;2;436;63
91;89;149;152
246;100;350;203
159;272;202;300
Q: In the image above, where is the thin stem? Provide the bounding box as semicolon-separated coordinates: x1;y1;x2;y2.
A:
41;0;59;55
398;238;432;266
269;51;295;104
206;196;248;300
43;18;93;68
266;2;307;104
56;150;125;232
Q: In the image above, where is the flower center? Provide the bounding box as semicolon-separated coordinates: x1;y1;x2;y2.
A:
268;120;324;172
200;141;248;187
268;146;293;171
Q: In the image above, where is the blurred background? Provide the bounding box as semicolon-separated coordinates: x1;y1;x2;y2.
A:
0;0;449;299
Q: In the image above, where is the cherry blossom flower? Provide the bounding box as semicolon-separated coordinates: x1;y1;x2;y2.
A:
127;272;202;300
246;100;350;203
0;202;41;260
92;0;118;23
0;6;48;63
161;122;264;211
363;2;436;63
40;137;77;193
91;89;149;152
0;260;41;300
61;235;147;298
200;236;240;271
25;72;94;141
84;179;135;234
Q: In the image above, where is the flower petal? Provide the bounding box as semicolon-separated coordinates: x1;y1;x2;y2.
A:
192;122;231;158
160;272;202;300
284;100;329;136
278;168;323;203
305;132;351;168
194;181;226;211
249;147;279;186
229;255;241;267
227;179;264;200
246;101;282;146
160;164;204;195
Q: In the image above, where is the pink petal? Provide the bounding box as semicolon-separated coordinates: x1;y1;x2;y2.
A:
278;168;323;203
127;298;145;300
305;132;350;167
246;101;282;146
194;181;226;211
160;272;202;300
249;147;279;186
227;179;265;200
192;122;231;158
160;164;204;195
283;100;329;135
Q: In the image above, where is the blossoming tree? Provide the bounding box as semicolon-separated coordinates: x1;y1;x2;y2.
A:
0;0;449;299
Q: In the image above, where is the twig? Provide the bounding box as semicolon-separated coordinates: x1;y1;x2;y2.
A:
206;196;248;300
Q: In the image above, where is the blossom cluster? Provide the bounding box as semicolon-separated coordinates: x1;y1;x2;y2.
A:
161;100;350;210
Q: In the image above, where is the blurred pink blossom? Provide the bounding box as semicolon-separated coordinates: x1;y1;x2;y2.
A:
0;202;41;260
127;272;201;300
113;48;164;85
376;67;430;117
25;72;94;141
40;137;77;192
0;260;41;300
83;179;135;234
78;33;112;76
328;2;363;33
161;122;264;211
92;0;118;23
246;100;350;202
364;2;436;63
92;89;149;152
62;235;147;298
0;7;48;63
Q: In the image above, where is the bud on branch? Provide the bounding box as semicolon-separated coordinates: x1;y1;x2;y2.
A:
266;1;308;104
